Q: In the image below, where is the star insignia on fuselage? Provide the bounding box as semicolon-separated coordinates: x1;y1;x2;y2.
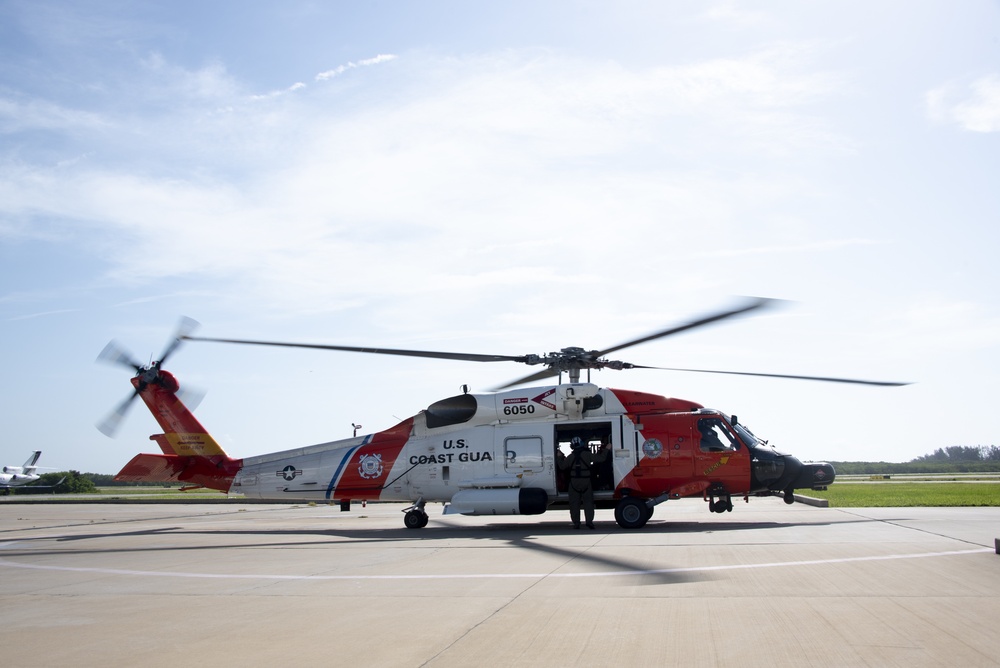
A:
277;465;302;481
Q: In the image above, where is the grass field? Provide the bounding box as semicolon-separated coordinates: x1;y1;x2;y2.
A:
808;482;1000;507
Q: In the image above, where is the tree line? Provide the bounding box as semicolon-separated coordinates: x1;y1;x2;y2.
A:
912;445;1000;462
9;471;166;494
830;444;1000;475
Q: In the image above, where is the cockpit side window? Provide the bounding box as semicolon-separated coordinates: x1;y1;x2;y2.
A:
697;418;739;452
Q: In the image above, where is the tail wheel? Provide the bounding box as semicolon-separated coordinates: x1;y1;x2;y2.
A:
614;497;650;529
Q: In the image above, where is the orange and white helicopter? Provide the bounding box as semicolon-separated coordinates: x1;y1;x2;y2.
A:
97;298;906;529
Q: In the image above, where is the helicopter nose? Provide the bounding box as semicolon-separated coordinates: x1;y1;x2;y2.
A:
780;458;835;504
779;455;835;493
793;461;836;490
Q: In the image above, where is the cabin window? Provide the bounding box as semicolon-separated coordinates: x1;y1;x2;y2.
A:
504;436;543;473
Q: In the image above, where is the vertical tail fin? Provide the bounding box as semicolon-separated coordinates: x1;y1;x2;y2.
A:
22;451;41;473
114;370;241;491
134;372;228;457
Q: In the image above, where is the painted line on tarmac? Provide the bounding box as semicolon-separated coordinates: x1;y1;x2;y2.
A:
0;546;991;581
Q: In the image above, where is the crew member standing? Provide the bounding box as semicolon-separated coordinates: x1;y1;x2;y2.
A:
559;436;610;529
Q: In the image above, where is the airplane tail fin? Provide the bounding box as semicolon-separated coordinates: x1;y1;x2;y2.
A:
22;451;41;474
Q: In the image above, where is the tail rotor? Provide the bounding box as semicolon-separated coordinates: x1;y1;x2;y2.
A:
96;317;200;437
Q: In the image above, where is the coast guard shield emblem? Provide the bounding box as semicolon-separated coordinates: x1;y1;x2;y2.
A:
358;453;384;479
641;438;663;459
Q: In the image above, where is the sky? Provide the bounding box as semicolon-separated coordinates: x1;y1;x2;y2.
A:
2;0;999;475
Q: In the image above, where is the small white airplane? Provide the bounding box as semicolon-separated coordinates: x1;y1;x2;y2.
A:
0;451;62;494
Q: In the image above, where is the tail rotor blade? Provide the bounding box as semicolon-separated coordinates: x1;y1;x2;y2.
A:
176;385;206;412
96;390;141;437
158;316;200;365
97;340;143;372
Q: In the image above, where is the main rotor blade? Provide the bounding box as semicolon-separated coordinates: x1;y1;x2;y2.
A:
635;365;910;387
492;367;561;391
96;340;143;372
597;297;781;358
184;336;528;364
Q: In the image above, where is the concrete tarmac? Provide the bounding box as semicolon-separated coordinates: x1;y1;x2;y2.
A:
1;498;998;667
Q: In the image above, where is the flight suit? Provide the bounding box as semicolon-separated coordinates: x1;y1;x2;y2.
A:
559;446;610;528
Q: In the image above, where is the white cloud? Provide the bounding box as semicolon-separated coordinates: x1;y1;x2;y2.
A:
0;45;854;319
877;295;1000;356
0;96;108;134
138;53;240;102
699;0;771;26
6;308;80;321
699;238;882;258
250;82;307;101
926;74;1000;133
315;54;398;81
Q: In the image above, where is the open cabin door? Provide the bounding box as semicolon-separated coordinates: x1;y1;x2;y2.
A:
614;415;639;486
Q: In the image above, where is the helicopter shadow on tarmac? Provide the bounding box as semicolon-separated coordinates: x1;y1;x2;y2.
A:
0;515;865;588
0;525;701;586
5;513;851;549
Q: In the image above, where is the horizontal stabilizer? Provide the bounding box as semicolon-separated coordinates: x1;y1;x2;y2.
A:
115;453;240;492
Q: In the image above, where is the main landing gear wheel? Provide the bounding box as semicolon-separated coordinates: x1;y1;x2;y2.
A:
614;497;650;529
709;496;733;513
404;509;429;529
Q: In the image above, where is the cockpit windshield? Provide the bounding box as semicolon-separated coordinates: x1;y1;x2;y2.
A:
730;419;764;449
